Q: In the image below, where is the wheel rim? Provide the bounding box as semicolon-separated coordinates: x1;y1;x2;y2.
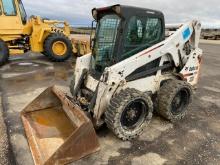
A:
171;88;190;115
121;99;147;130
52;41;67;56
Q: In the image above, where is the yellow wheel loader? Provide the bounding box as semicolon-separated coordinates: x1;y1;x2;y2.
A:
21;5;203;165
0;0;73;66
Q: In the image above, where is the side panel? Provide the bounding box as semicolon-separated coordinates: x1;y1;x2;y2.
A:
180;48;203;86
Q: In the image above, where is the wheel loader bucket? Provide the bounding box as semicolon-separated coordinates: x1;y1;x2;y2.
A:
21;86;100;165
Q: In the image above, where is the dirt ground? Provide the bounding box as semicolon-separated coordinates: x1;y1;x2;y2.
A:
200;39;220;45
0;42;220;165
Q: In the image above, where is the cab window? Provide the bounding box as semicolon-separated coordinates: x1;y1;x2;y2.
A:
144;18;162;43
18;0;27;24
2;0;16;16
122;16;162;59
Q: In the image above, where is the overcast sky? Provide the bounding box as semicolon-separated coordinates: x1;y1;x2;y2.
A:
22;0;220;28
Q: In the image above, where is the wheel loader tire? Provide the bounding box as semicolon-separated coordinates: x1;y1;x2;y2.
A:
44;33;73;62
157;80;193;122
105;88;153;141
0;40;9;66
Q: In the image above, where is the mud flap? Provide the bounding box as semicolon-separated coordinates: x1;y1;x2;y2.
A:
21;86;100;165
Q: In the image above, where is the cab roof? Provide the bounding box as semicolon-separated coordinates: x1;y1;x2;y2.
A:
92;4;164;20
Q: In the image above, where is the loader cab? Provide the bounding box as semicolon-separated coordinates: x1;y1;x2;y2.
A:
91;5;165;73
0;0;27;33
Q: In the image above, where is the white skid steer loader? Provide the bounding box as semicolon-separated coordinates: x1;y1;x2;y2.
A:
21;4;203;165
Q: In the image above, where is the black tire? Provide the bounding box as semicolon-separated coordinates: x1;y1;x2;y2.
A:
0;40;9;66
44;33;73;62
105;88;153;140
157;80;193;122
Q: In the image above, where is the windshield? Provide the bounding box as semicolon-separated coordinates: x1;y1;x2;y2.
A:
92;14;120;72
2;0;16;16
18;0;27;24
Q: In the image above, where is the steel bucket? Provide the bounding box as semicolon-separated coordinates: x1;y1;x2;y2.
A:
21;86;100;165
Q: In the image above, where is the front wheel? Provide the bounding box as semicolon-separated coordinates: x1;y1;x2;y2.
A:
105;88;153;141
43;33;73;62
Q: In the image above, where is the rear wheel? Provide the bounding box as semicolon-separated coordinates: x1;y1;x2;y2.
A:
0;40;9;66
105;88;153;140
44;33;73;62
157;80;193;122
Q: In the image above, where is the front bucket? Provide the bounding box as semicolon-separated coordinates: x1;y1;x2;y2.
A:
21;86;100;165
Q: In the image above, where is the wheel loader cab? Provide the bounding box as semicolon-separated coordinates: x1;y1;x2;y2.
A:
0;0;27;32
91;5;165;73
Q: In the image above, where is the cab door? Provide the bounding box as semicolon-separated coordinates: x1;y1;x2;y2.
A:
0;0;24;35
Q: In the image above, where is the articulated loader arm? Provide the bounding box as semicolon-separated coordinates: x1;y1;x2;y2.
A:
106;20;202;84
43;19;70;35
28;16;71;37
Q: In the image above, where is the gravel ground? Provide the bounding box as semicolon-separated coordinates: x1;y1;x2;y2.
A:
200;39;220;45
0;92;9;165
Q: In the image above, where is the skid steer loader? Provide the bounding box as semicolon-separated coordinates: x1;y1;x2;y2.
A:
21;4;203;165
0;0;73;66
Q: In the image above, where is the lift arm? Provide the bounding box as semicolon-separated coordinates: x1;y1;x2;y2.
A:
105;20;202;84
